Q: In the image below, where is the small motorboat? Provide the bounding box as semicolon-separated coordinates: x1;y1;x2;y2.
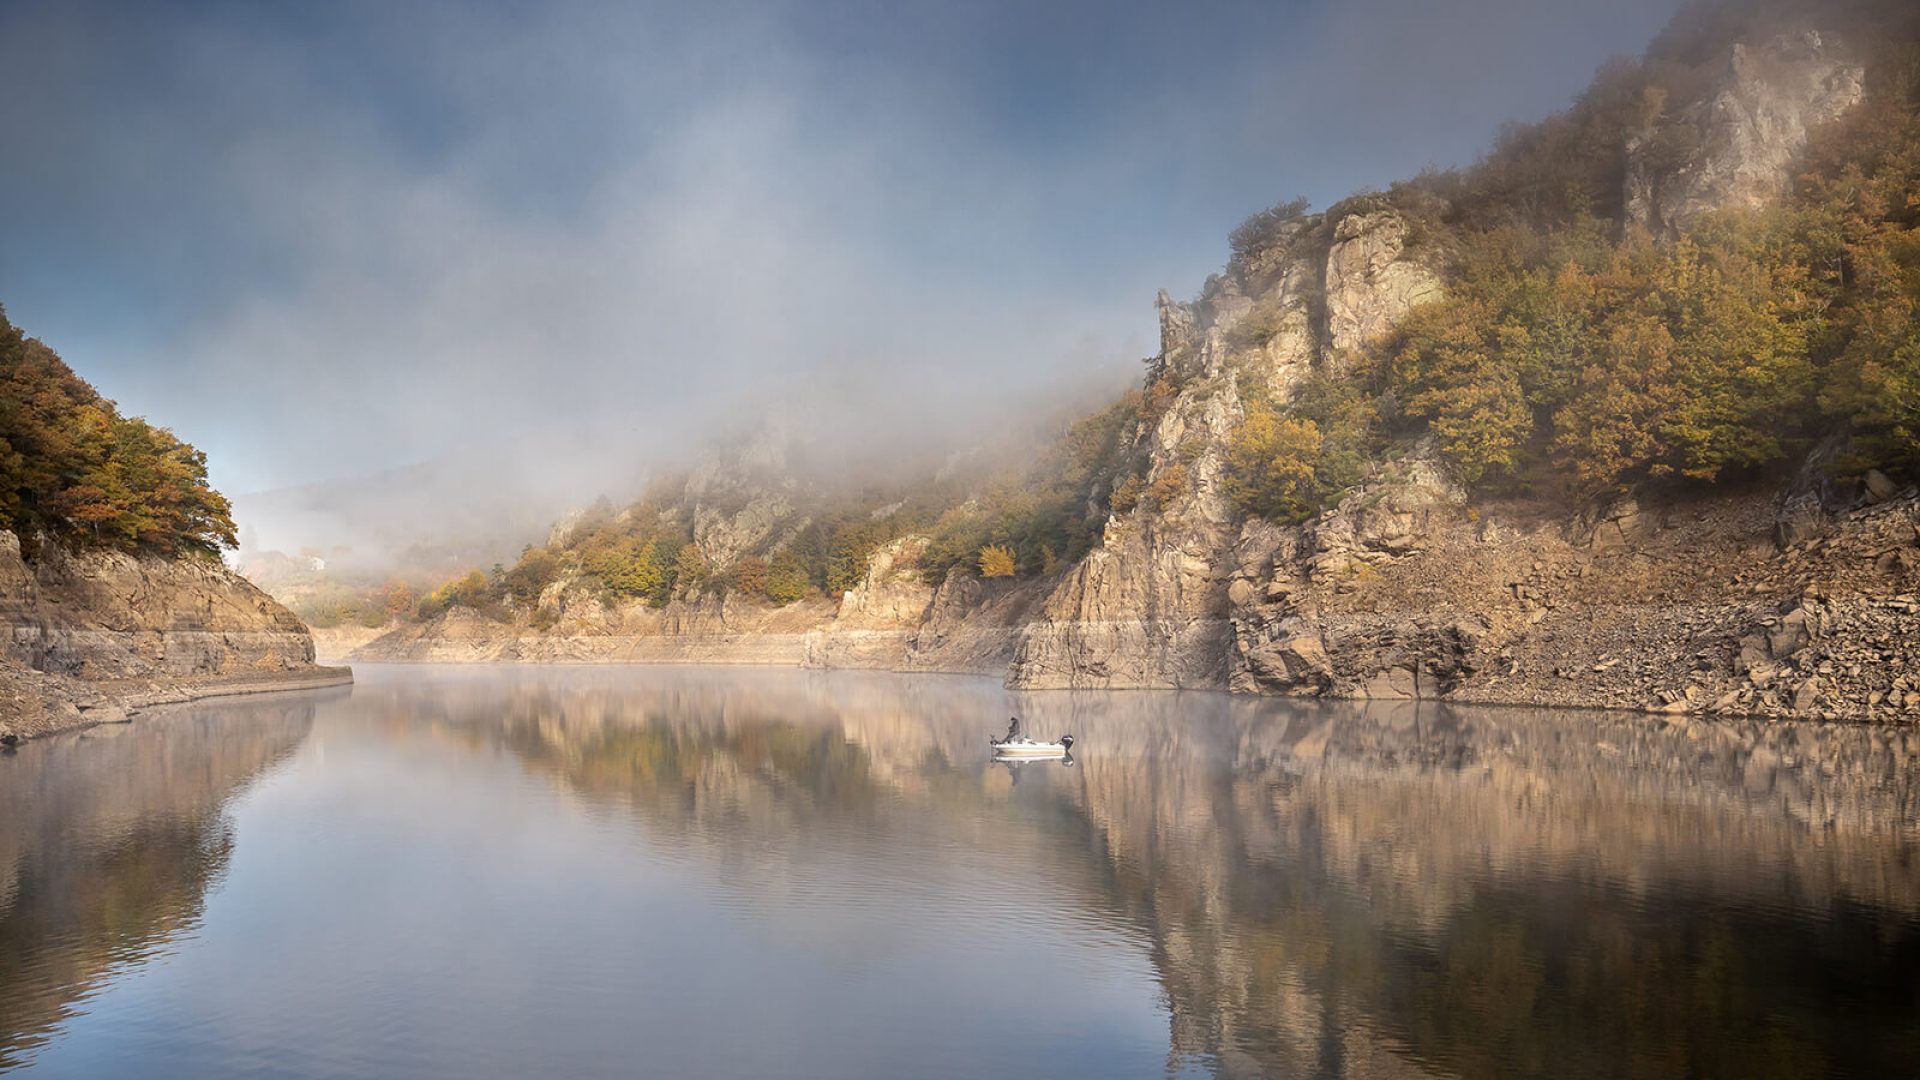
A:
989;733;1074;758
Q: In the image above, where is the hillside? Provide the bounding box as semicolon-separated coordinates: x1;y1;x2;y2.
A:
337;0;1920;722
0;311;349;740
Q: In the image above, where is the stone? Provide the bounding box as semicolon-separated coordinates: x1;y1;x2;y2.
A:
1863;468;1897;503
1362;666;1420;700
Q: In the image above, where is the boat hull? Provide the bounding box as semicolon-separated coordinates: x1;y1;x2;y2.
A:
991;744;1070;757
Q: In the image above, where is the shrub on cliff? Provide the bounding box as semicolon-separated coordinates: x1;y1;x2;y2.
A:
416;570;493;619
764;552;812;604
729;554;770;599
581;536;672;605
977;544;1016;578
0;308;237;557
1229;196;1312;264
1223;400;1322;524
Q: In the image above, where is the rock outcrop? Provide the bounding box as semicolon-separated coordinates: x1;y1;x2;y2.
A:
1010;201;1441;690
1224;468;1920;723
1323;210;1443;359
1627;30;1864;236
0;530;348;741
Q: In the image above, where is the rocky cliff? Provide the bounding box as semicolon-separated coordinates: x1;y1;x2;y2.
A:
1626;30;1865;237
0;530;349;740
343;9;1919;724
1000;13;1916;720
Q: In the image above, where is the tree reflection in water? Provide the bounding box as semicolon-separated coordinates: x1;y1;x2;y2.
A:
4;667;1914;1078
355;666;1920;1079
0;699;318;1069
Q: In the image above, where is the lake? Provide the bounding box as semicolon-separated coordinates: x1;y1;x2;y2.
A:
2;665;1916;1078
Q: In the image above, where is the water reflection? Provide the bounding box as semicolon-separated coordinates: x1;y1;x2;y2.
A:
350;666;1920;1078
0;699;318;1070
4;666;1917;1078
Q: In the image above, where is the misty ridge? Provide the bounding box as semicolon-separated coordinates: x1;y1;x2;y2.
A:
0;0;1689;557
232;356;1135;583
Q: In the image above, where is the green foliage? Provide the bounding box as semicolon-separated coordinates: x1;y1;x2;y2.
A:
1229;196;1312;262
502;546;559;604
1393;218;1821;495
417;570;494;620
1800;48;1920;476
1288;369;1382;499
581;535;671;604
764;551;812;604
673;542;708;592
0;309;237;557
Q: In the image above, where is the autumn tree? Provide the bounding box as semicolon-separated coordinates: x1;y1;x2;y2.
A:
1;309;237;557
1222;397;1324;523
978;543;1017;578
765;551;812;604
730;554;770;599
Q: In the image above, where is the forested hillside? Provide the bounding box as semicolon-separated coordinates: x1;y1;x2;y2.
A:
0;308;237;558
0;311;342;742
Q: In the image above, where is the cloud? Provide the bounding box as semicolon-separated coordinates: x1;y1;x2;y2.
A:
0;0;1682;556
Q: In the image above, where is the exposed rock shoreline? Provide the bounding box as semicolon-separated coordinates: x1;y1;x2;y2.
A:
343;481;1919;725
0;531;350;742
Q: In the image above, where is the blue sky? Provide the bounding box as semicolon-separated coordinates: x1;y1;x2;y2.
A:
0;0;1681;508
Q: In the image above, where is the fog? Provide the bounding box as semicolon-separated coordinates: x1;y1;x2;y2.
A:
0;0;1681;562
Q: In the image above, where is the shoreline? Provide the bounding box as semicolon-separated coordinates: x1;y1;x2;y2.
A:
328;654;1917;728
1;666;355;744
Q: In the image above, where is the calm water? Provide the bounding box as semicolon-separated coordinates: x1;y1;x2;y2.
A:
2;666;1917;1078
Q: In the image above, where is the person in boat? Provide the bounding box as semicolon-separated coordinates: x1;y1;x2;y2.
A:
1004;716;1022;743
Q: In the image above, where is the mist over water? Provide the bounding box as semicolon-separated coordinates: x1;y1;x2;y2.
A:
3;667;1915;1078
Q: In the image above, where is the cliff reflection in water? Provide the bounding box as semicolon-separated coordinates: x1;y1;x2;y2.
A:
0;700;316;1070
358;666;1920;1079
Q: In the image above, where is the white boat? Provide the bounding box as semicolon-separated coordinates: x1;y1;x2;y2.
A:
989;733;1074;758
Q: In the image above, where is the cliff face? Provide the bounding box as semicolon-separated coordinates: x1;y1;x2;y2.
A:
0;530;347;740
1001;17;1913;717
1626;30;1864;236
1008;197;1448;690
346;15;1920;723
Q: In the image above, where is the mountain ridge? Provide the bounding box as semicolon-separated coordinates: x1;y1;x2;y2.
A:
327;0;1920;722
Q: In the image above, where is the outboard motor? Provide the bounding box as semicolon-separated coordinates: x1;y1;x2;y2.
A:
1060;734;1074;750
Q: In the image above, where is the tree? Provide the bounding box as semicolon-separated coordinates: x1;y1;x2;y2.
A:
730;554;770;599
0;310;237;557
765;552;812;604
582;536;669;603
503;547;559;603
978;543;1017;578
673;542;708;594
378;579;417;621
1395;298;1533;485
1223;398;1324;524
